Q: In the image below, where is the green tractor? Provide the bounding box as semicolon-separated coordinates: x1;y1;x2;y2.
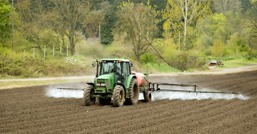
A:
83;59;151;107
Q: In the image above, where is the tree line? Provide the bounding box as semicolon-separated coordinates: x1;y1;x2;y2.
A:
0;0;256;64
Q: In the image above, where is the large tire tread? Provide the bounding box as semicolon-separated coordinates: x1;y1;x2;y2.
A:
83;85;95;106
127;78;139;105
113;85;125;107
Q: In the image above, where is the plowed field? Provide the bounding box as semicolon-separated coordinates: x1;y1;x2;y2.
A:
1;71;257;134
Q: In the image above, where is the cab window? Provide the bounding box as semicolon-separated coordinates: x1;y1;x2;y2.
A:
123;62;130;75
100;61;121;75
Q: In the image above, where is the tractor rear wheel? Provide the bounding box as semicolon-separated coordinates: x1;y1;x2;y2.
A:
113;85;125;107
143;90;152;102
99;98;111;105
83;84;95;106
127;78;139;105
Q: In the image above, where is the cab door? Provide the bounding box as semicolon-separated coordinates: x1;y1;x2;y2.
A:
122;62;130;86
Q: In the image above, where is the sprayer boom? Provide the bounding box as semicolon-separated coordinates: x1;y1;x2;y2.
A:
149;82;238;95
57;88;83;90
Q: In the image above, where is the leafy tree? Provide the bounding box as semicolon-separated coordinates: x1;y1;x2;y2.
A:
243;1;257;49
84;10;104;38
115;1;158;60
163;0;211;51
101;10;117;45
214;0;241;14
51;0;91;55
16;0;48;53
212;40;225;57
0;0;12;46
211;13;227;42
128;0;167;38
240;0;252;13
97;0;167;45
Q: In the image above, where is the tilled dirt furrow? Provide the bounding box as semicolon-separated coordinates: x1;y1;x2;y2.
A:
1;100;180;133
191;97;257;134
186;98;257;134
187;73;256;88
1;99;83;123
132;99;242;133
197;76;256;91
74;100;210;133
221;112;257;134
1;70;257;134
30;100;197;133
94;99;233;133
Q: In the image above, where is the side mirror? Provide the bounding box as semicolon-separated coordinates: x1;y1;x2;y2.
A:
129;62;134;67
92;61;96;67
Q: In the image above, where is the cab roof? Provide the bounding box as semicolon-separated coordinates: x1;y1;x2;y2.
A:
100;59;130;62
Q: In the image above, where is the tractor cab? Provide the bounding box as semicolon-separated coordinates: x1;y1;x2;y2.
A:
93;59;133;84
91;59;134;96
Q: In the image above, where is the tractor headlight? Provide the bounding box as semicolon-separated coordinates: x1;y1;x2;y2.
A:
96;79;109;89
96;82;106;87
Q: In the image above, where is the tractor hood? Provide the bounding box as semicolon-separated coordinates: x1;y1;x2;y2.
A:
97;74;114;80
95;74;115;90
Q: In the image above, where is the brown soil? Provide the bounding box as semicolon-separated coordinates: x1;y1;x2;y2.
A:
1;71;257;134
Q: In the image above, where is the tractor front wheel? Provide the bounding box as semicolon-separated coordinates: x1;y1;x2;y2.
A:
127;78;139;105
83;84;96;106
113;85;125;107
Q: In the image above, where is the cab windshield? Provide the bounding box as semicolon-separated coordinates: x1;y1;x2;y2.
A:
100;61;121;75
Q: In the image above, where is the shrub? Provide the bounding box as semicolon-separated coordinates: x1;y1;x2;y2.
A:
75;40;107;58
105;43;133;58
246;49;257;60
0;48;91;77
163;46;206;71
140;53;156;64
212;40;225;57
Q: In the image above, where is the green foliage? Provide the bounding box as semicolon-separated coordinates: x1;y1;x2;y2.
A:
160;41;205;71
11;31;33;51
226;34;241;57
240;0;253;13
236;39;250;52
140;53;156;64
101;10;117;45
168;51;206;71
84;10;104;38
211;40;225;57
163;0;212;50
142;63;181;73
249;1;257;22
162;44;178;61
225;34;254;58
105;43;133;59
211;13;227;42
40;30;60;48
1;0;257;78
75;40;107;58
115;1;158;60
0;0;12;44
0;48;91;78
214;0;241;14
50;0;91;55
246;49;257;59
